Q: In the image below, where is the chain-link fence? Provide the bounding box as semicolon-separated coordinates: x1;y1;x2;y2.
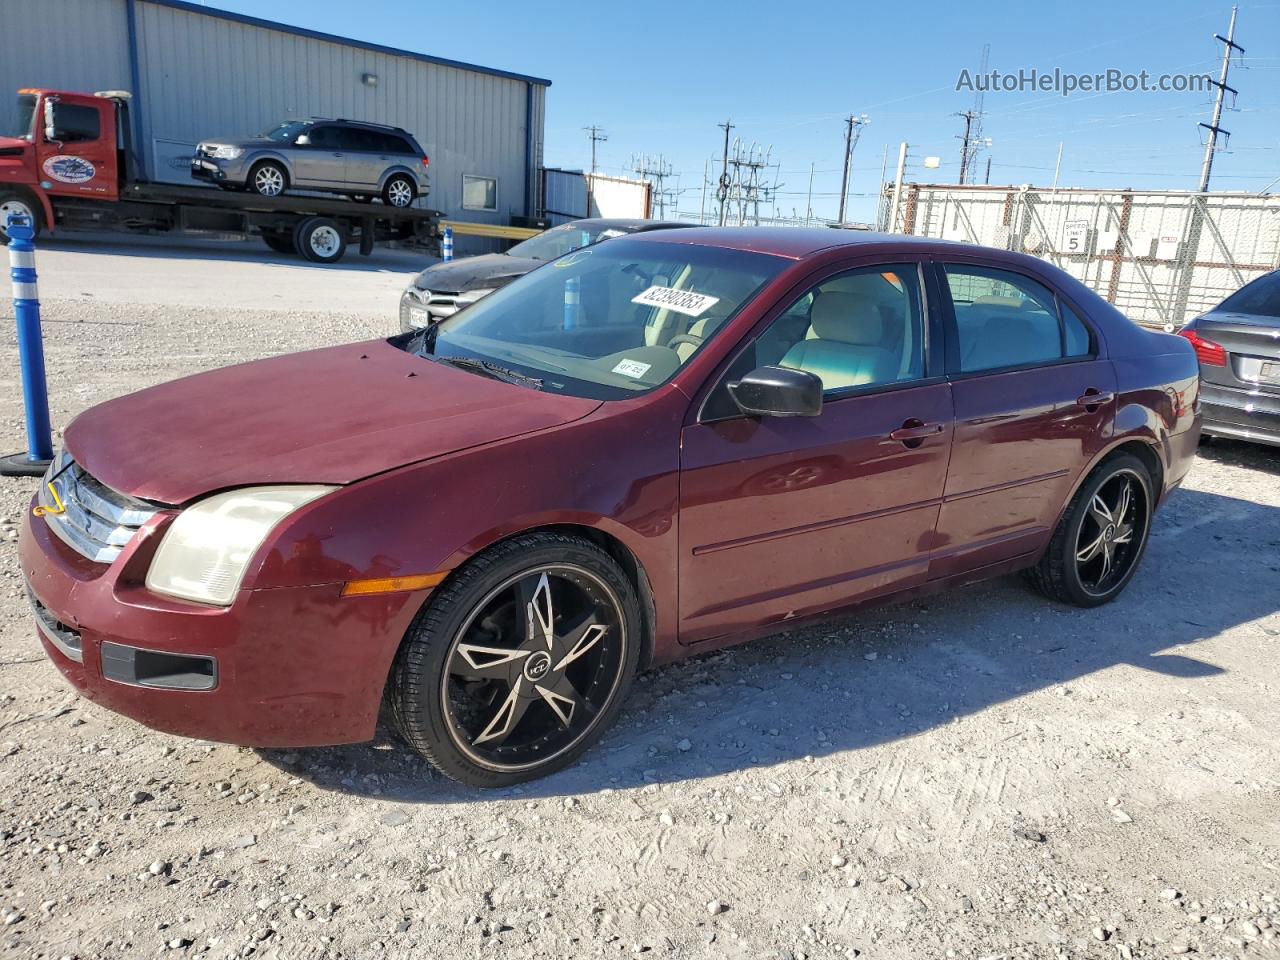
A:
886;184;1280;329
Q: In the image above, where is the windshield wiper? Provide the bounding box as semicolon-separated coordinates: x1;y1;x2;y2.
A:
435;355;543;390
412;318;442;355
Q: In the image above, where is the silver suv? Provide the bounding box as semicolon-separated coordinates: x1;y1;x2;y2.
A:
191;118;430;207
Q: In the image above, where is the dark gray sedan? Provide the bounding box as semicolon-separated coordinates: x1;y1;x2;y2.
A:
1179;271;1280;448
399;218;693;331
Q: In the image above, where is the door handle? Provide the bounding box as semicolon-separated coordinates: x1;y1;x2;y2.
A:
1075;389;1114;409
333;152;344;157
889;420;944;446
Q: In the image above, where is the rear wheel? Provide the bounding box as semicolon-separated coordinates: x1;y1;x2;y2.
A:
0;193;40;244
247;160;288;198
1026;453;1153;607
388;533;642;787
293;216;347;264
260;229;296;255
382;174;416;208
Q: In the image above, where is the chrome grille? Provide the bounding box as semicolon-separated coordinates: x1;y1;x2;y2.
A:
37;451;160;564
402;286;462;328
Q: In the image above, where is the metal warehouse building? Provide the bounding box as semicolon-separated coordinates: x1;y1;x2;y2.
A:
1;0;549;226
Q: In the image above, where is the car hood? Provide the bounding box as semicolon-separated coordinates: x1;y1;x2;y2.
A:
412;253;542;293
64;339;601;504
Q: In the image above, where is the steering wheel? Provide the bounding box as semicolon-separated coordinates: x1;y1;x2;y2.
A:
666;334;704;352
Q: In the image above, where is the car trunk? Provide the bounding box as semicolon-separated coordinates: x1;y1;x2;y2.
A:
1195;312;1280;394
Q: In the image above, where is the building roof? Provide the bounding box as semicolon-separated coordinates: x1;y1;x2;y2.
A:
145;0;552;87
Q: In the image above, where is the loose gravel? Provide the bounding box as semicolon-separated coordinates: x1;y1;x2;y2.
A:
1;291;1279;960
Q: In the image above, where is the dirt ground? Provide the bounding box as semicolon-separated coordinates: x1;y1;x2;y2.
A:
1;237;1279;960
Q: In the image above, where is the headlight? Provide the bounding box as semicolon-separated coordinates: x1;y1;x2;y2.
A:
145;486;336;606
455;287;496;305
207;145;243;160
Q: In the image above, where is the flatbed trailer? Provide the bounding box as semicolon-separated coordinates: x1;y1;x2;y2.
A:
1;88;443;263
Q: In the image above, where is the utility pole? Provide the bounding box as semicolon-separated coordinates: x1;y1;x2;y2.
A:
956;110;976;185
584;125;607;177
836;113;870;225
699;157;709;224
888;141;908;233
584;125;607;216
805;161;815;226
633;153;675;219
1199;5;1243;192
716;120;734;226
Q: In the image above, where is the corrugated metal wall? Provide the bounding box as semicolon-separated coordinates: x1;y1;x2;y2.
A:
0;0;133;136
0;0;547;230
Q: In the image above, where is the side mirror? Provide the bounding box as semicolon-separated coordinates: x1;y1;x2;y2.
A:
727;365;823;418
294;134;311;146
42;99;58;143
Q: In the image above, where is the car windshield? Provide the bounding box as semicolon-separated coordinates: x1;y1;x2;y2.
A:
11;94;36;140
507;223;646;262
410;239;786;400
256;120;310;142
1217;272;1280;319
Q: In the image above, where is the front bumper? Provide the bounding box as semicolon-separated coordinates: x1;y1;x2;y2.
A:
18;497;422;747
1201;380;1280;448
190;155;247;186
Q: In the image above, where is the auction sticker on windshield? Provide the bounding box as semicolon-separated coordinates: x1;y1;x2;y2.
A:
611;359;652;378
631;286;720;317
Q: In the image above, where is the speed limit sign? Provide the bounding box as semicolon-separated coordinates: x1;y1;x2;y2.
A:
1063;220;1089;254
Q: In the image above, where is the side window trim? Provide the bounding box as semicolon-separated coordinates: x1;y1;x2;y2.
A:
695;257;937;423
934;259;1099;378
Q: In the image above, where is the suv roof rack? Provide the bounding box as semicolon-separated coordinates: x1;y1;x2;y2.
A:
333;118;409;134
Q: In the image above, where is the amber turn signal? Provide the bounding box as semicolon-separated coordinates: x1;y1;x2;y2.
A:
341;572;448;596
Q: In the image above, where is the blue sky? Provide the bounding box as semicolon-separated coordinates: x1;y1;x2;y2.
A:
211;0;1280;222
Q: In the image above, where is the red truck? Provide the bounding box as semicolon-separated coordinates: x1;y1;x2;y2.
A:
0;89;441;263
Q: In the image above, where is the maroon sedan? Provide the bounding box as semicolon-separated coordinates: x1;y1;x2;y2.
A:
20;229;1200;786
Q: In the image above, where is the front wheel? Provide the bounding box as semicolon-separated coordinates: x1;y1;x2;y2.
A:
1026;453;1154;607
387;533;642;787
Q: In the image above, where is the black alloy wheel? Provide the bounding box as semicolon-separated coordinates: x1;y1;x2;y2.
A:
388;533;641;787
1027;453;1154;607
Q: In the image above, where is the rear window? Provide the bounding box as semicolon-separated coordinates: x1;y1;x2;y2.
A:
1217;273;1280;319
339;127;412;153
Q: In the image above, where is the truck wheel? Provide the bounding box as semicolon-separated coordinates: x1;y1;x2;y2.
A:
382;174;416;208
0;193;41;245
260;229;296;255
293;216;347;264
248;161;289;198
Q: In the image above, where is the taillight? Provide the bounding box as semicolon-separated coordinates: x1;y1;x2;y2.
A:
1177;328;1226;366
421;155;430;168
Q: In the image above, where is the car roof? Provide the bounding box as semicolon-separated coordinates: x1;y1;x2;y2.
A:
305;117;411;135
561;218;697;233
627;226;985;260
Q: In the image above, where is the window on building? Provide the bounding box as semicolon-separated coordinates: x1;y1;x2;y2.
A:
462;174;498;212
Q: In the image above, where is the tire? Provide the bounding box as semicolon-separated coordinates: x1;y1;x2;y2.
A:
1026;453;1154;607
247;160;288;198
260;229;296;255
292;216;347;264
0;192;41;245
382;174;416;208
387;532;643;787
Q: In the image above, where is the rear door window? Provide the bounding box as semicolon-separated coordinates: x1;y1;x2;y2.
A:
943;264;1092;373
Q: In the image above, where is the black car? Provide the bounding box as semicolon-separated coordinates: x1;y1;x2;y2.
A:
1179;271;1280;447
399;218;693;331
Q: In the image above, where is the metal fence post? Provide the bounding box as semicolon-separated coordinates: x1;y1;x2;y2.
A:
1;214;54;477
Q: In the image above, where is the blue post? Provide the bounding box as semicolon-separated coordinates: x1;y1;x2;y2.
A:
563;276;580;330
441;226;454;262
1;214;54;477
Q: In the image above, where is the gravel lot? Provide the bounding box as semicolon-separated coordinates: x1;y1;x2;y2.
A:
1;238;1279;960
